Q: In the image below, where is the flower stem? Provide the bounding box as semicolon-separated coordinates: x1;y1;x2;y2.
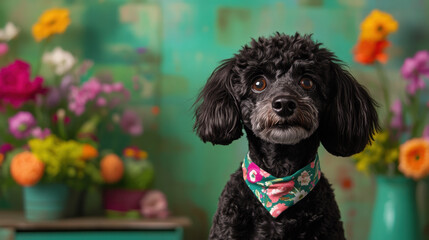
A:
33;37;50;78
375;62;392;126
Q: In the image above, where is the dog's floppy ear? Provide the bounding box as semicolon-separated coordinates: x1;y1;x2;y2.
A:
193;58;243;145
320;62;379;157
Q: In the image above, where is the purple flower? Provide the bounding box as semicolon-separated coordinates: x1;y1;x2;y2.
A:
247;162;263;183
31;127;51;139
390;99;403;129
0;143;13;154
8;111;37;139
136;47;147;54
401;51;429;95
120;110;143;136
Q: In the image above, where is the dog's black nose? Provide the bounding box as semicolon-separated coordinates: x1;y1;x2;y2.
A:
272;96;297;117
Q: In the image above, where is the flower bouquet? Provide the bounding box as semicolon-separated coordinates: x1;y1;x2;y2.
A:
0;8;144;219
352;9;429;180
351;9;429;240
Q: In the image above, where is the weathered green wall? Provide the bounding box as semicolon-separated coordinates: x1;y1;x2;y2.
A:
1;0;429;239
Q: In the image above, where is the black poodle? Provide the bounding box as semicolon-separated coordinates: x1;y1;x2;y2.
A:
194;33;379;240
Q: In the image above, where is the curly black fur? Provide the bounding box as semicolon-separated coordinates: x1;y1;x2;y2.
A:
194;33;379;240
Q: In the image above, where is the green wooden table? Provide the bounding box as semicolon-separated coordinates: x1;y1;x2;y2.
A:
0;211;191;240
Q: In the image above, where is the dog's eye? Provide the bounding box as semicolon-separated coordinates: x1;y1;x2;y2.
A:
252;78;267;93
299;78;314;90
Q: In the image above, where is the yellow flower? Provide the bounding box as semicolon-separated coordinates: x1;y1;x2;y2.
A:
359;10;398;41
32;8;70;42
386;149;399;164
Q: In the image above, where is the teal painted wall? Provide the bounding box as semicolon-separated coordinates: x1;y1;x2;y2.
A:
1;0;429;239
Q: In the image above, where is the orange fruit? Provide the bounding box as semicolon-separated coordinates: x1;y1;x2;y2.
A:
100;154;124;183
10;152;45;186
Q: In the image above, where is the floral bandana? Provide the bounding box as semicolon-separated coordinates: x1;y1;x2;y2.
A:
242;153;321;218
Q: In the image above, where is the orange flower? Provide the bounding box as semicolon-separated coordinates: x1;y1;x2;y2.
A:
10;152;45;186
81;144;98;161
399;138;429;180
100;154;124;183
0;153;4;166
32;8;70;42
353;39;390;65
360;10;398;41
123;148;135;158
137;150;148;160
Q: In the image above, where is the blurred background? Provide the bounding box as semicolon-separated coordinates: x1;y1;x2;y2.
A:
0;0;429;239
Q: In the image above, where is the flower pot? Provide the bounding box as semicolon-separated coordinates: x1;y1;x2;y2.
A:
23;183;69;221
369;175;421;240
102;188;146;218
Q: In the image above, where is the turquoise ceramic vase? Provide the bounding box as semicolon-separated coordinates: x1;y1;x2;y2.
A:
23;183;69;221
369;175;421;240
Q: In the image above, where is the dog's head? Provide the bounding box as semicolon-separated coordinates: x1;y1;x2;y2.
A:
194;33;379;157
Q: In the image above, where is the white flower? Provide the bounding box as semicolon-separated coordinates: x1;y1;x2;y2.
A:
249;169;258;182
297;171;311;186
292;190;308;204
43;47;76;75
0;22;19;41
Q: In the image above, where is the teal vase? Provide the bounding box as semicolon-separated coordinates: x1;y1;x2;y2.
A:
369;175;421;240
23;183;69;221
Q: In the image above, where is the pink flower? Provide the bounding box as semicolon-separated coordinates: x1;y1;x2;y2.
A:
269;203;288;218
0;43;8;56
120;110;143;136
423;125;429;141
0;60;46;108
242;165;248;180
260;168;271;178
401;50;429;95
8;111;37;139
96;97;107;106
140;190;169;218
390;99;403;129
31;127;51;139
247;162;263;183
267;182;295;203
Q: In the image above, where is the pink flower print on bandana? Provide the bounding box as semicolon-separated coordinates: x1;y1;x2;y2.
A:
270;203;288;218
267;182;295;203
247;162;263;183
242;153;321;218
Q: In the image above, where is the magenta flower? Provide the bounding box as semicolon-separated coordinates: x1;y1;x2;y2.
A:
401;51;429;95
0;143;13;154
120;110;143;136
140;190;169;218
31;127;51;139
0;43;8;56
8;111;37;139
247;162;263;183
390;99;403;129
0;60;46;108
